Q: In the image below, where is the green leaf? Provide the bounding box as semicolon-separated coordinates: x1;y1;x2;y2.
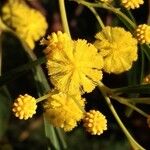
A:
14;33;66;149
0;86;11;138
113;84;150;94
0;29;66;149
43;116;59;150
0;57;46;87
141;44;150;61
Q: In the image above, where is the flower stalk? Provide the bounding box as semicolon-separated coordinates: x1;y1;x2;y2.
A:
58;0;71;37
73;0;136;29
98;82;145;150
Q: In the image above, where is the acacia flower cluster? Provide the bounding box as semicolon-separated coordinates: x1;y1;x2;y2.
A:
2;0;48;49
41;31;107;134
12;26;139;135
7;0;149;148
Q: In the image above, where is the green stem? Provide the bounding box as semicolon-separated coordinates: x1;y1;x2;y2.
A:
125;98;150;105
73;0;136;29
0;32;2;76
59;0;71;36
111;95;149;118
36;93;51;103
98;82;145;150
87;7;105;29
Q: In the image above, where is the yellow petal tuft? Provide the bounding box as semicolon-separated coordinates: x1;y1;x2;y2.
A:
12;94;37;120
2;0;48;49
94;26;138;74
83;110;107;135
44;90;85;131
44;32;104;95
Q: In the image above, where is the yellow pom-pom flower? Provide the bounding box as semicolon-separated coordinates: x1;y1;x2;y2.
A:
135;24;150;44
44;90;85;131
94;26;138;74
2;0;48;49
12;94;37;120
83;110;107;135
121;0;144;9
41;31;72;58
44;32;104;95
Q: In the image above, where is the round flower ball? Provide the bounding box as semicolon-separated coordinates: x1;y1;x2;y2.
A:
94;26;138;74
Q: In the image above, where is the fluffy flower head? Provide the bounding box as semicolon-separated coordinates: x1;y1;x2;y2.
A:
121;0;144;9
83;110;107;135
2;0;48;49
44;90;85;131
12;94;37;120
135;24;150;44
94;26;138;74
45;32;104;95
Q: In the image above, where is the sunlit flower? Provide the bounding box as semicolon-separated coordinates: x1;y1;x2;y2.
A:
45;32;104;95
94;26;138;74
121;0;144;9
83;110;107;135
44;90;85;131
12;94;37;120
2;0;48;49
135;24;150;44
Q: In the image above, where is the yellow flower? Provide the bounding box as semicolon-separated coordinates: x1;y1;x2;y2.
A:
94;26;138;74
41;31;71;58
135;24;150;44
2;0;48;49
12;94;37;120
121;0;144;9
45;32;104;95
83;110;107;135
44;90;85;131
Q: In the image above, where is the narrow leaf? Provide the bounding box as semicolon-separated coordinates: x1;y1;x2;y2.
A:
113;84;150;94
